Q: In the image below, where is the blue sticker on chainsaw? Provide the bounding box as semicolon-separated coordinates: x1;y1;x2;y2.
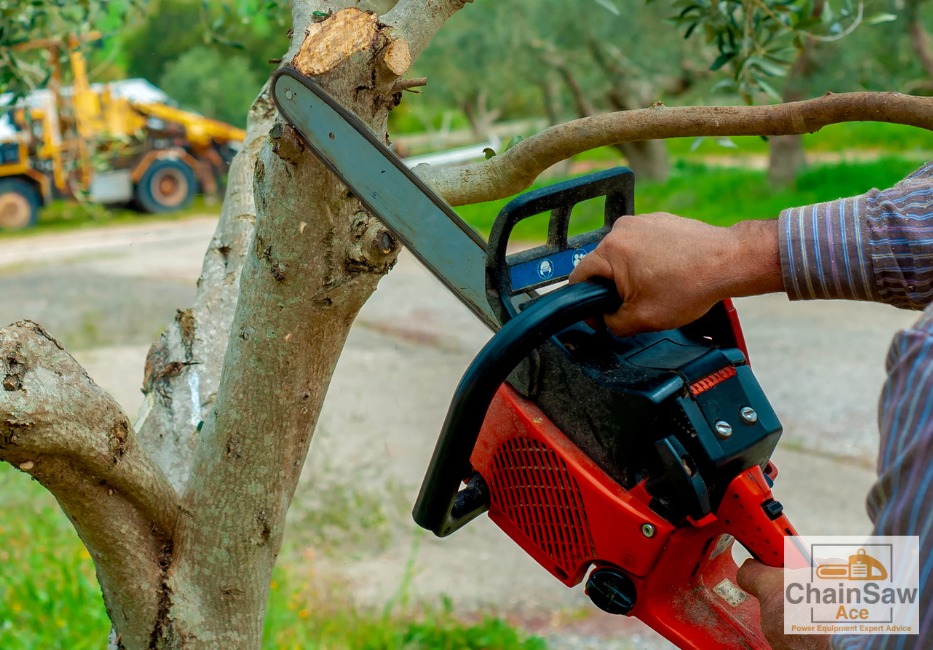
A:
509;243;598;291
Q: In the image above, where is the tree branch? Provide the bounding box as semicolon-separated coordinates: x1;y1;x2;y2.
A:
0;321;178;650
383;0;473;63
391;76;427;93
415;91;933;206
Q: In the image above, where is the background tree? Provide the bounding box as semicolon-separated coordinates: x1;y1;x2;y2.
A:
415;0;705;181
112;0;289;127
158;47;263;127
668;0;899;185
5;1;933;650
410;0;537;139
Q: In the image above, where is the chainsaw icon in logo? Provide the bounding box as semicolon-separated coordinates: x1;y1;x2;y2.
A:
816;549;888;581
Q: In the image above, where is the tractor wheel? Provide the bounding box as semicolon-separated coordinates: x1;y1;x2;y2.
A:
0;178;40;231
135;159;197;214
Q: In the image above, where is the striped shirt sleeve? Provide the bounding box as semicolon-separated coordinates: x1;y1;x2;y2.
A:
779;161;933;309
830;304;933;650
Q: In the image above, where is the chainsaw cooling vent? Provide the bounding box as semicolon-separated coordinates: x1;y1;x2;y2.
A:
487;436;597;577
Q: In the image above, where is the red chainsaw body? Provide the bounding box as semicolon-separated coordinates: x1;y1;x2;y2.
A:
469;301;800;650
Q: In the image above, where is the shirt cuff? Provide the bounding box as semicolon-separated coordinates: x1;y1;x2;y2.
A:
778;196;879;302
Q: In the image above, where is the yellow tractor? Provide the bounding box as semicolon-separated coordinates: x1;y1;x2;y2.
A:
0;33;246;231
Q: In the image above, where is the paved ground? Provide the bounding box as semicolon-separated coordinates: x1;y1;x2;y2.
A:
0;218;916;648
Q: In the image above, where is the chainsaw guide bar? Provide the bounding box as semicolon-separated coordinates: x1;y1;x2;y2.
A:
271;67;499;330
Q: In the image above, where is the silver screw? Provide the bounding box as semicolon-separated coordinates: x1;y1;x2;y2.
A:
714;420;733;439
284;89;294;100
641;523;656;538
740;406;758;424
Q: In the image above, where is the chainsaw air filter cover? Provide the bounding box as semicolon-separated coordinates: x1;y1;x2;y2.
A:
469;383;673;586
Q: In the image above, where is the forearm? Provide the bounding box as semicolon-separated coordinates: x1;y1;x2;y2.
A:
724;219;784;298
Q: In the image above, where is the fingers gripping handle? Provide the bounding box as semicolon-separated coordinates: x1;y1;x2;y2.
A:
412;279;622;537
485;167;634;325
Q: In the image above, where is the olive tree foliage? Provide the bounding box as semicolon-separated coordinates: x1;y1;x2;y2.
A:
4;1;933;649
667;0;898;184
667;0;896;102
0;0;142;95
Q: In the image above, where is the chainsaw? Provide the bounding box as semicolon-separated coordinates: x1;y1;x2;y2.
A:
271;68;811;649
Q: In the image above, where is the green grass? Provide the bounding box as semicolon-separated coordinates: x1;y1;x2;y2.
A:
0;463;546;650
263;563;546;650
0;196;221;240
454;157;923;241
0;467;111;648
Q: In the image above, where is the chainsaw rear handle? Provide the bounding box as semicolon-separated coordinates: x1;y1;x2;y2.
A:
412;278;622;537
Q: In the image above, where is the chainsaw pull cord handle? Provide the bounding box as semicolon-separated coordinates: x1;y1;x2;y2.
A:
413;278;622;537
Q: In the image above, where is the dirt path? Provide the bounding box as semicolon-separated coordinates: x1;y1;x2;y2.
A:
0;218;913;648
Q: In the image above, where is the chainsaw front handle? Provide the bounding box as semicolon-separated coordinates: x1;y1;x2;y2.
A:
412;278;621;537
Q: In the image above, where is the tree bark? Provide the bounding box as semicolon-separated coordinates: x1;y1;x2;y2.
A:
911;20;933;81
768;134;807;187
906;0;933;82
462;90;502;139
164;2;455;644
614;140;668;183
591;41;672;183
135;84;274;492
0;321;177;650
767;15;825;187
540;78;565;126
550;57;670;182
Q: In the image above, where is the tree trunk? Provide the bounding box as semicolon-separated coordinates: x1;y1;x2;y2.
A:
910;19;933;81
540;78;565;126
617;140;669;183
767;5;826;188
552;58;670;182
768;55;810;188
462;90;501;139
768;134;807;187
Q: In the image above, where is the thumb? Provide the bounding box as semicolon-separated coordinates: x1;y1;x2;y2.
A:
569;245;614;285
736;559;783;601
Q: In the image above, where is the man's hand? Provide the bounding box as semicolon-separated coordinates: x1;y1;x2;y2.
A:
737;560;831;650
568;213;783;336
